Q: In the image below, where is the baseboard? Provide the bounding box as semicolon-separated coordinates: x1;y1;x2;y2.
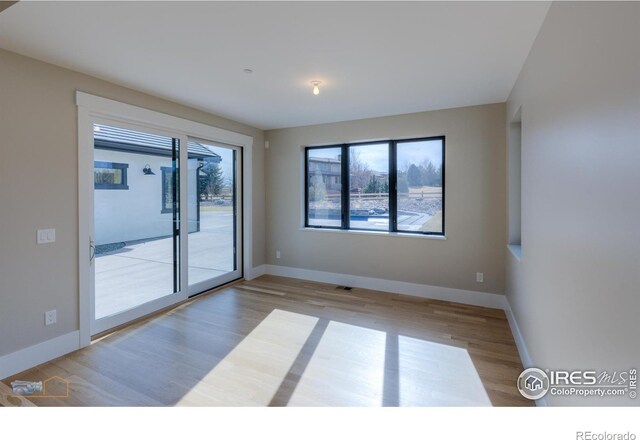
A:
247;264;267;280
503;299;548;406
0;331;80;380
503;300;533;368
264;264;507;310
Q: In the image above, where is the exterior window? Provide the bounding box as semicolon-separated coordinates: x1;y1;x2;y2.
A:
94;161;129;190
161;166;174;214
304;136;445;235
349;143;389;231
396;139;444;234
306;147;342;228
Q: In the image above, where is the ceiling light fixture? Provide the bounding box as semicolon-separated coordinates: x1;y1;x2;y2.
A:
243;68;253;74
311;80;321;96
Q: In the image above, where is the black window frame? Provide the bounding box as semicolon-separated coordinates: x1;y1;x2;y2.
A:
94;161;129;190
304;136;445;236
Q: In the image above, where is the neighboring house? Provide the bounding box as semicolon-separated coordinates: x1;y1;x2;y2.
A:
308;156;341;193
94;125;221;245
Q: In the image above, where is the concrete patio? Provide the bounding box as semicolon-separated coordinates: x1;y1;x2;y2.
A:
95;210;235;319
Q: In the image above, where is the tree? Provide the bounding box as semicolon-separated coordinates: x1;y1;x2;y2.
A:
420;161;439;187
349;149;372;191
199;163;224;199
308;175;326;202
407;164;422;187
397;173;409;193
364;175;379;194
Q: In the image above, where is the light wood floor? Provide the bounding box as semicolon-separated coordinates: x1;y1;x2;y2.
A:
1;275;532;406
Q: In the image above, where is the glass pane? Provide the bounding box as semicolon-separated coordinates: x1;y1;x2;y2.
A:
188;140;236;287
93;123;180;319
396;139;444;234
348;143;389;230
94;168;122;185
307;147;342;227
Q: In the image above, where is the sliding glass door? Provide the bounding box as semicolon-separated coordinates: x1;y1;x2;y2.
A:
187;139;241;295
91;122;182;334
88;121;243;335
78;92;251;342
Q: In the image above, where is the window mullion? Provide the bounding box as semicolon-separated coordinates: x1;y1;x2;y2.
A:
304;149;309;227
390;141;397;232
341;144;350;230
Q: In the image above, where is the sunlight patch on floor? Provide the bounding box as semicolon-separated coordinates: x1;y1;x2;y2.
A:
287;320;387;406
175;309;318;406
175;308;491;407
398;335;491;406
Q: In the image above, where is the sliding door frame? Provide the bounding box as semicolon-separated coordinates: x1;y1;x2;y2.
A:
77;91;254;347
187;137;243;297
88;116;189;336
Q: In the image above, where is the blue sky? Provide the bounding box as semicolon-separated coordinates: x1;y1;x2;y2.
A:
310;139;443;173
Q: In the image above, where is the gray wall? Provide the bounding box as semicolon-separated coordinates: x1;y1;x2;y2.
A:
0;48;266;356
265;103;507;295
506;2;640;406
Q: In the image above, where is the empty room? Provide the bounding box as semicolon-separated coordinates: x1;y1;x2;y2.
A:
0;1;638;437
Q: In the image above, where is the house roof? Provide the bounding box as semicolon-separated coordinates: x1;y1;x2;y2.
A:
94;124;222;161
308;157;341;164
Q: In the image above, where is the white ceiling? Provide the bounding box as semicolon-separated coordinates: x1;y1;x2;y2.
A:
0;1;550;130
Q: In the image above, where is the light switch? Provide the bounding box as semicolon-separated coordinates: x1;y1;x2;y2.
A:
37;229;56;244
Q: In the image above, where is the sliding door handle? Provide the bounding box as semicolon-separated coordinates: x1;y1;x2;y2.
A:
89;239;96;265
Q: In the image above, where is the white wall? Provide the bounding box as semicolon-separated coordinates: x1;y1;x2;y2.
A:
93;150;199;245
265;103;507;295
506;2;640;406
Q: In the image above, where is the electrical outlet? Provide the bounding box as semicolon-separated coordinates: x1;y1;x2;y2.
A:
45;309;57;326
276;250;281;259
476;272;484;283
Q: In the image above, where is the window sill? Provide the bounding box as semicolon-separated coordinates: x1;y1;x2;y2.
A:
300;227;447;240
507;244;522;261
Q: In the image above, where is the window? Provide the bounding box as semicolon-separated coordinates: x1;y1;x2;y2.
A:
161;166;175;214
306;147;343;228
349;143;389;231
396;139;444;234
94;161;128;190
305;137;445;235
508;108;522;257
